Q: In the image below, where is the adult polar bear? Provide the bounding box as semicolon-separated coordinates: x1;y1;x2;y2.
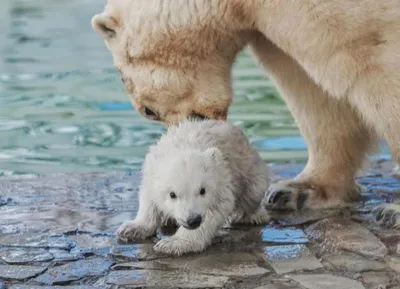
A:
92;0;400;227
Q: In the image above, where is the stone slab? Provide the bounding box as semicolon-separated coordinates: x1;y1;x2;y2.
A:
10;285;106;289
289;274;366;289
0;248;53;264
0;264;46;280
385;256;400;273
322;252;388;272
161;251;270;277
114;251;270;278
306;218;388;259
253;282;304;289
360;271;398;288
263;245;323;274
0;234;75;250
34;258;114;285
102;270;229;288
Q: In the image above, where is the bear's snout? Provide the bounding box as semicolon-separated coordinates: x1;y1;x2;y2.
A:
186;214;202;229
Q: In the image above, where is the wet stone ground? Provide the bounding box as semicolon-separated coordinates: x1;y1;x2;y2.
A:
0;160;399;289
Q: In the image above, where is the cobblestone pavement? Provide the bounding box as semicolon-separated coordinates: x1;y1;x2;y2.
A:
0;160;399;289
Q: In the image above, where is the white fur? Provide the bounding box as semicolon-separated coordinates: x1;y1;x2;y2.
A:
117;119;270;256
92;0;400;217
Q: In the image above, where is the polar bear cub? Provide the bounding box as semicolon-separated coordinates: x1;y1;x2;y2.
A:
117;119;270;256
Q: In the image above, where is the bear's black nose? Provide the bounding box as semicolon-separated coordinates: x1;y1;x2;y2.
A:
186;214;202;229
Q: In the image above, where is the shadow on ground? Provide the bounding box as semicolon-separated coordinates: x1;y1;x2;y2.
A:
0;160;399;289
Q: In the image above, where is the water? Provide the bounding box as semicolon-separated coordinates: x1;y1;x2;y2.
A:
0;0;388;176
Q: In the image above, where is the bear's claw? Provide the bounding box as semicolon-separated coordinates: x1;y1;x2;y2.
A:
264;180;359;211
374;203;400;228
268;190;293;206
264;181;314;211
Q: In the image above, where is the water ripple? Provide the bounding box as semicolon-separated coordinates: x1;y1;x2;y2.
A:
0;1;305;175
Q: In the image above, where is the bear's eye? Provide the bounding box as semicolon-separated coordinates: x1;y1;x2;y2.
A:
169;192;177;199
143;107;160;121
199;188;206;196
191;112;208;120
144;107;156;117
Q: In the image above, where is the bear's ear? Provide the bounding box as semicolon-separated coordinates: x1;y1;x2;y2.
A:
91;13;118;39
204;147;223;162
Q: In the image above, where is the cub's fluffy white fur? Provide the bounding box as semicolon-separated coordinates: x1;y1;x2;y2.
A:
117;119;270;255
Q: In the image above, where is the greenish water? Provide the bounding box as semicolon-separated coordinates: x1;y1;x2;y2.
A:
0;0;341;176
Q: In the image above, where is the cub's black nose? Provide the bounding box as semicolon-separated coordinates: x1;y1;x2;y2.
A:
186;214;202;229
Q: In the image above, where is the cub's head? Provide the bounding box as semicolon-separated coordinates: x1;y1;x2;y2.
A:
144;148;233;230
91;0;253;125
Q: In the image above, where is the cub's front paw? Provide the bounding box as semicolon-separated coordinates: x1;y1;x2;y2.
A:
116;220;156;242
154;236;206;256
231;207;270;225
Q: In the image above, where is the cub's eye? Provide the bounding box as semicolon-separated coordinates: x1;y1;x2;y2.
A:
170;192;177;199
121;77;126;84
199;188;206;196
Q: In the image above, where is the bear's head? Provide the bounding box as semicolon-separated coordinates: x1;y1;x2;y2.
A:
143;147;234;230
91;0;255;125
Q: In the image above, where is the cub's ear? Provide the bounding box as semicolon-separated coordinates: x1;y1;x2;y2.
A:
204;147;223;162
91;13;118;39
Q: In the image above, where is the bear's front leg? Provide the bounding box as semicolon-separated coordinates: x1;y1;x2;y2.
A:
117;190;159;242
154;211;226;256
250;35;377;211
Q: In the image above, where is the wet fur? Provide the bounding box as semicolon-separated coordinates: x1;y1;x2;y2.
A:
92;0;400;227
117;119;270;256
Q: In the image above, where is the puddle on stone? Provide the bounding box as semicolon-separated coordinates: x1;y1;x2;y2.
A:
359;176;400;193
306;218;388;259
109;243;165;261
261;227;308;244
0;165;398;288
99;270;229;288
0;172;140;236
263;245;323;274
267;209;343;227
157;251;270;277
70;233;115;257
264;245;307;260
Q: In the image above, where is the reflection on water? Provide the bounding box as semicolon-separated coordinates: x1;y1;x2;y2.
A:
0;0;390;176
